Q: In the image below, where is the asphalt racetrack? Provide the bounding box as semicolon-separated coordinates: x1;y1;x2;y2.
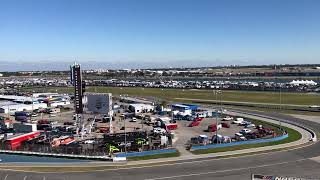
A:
1;110;320;180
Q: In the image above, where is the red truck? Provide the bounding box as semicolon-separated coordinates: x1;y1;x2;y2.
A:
207;123;222;132
221;122;230;128
195;117;204;122
5;131;41;150
166;123;178;130
189;121;201;127
38;119;51;125
99;127;109;133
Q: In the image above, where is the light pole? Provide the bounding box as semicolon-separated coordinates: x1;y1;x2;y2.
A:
215;107;218;144
275;65;283;132
213;90;221;144
216;90;222;143
124;117;127;154
279;82;283;132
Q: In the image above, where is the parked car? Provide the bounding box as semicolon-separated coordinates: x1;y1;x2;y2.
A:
102;115;112;122
15;111;30;117
239;136;247;141
235;133;247;141
166;124;178;130
232;118;244;124
246;131;263;139
245;123;256;128
212;134;232;143
153;127;167;134
240;121;251;126
239;129;252;134
30;113;38;117
99;127;109;133
256;125;264;129
189;121;201;127
258;128;274;135
64;122;74;125
94;118;102;122
222;116;233;121
50;121;58;125
84;140;95;144
38;119;51;124
198;135;209;144
130;117;137;122
207;124;222;132
221;122;230;128
195;117;204;121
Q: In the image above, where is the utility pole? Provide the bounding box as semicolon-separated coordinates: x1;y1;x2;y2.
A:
31;96;34;121
275;65;282;132
215;106;218;144
219;89;222;144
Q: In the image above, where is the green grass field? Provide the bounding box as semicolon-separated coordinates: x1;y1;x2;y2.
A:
127;151;180;161
23;86;320;105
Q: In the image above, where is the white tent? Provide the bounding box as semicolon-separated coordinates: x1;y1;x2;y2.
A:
289;80;317;86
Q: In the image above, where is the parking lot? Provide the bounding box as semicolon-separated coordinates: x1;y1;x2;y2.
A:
0;92;281;159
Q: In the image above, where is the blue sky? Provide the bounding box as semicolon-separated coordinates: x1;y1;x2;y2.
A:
0;0;320;70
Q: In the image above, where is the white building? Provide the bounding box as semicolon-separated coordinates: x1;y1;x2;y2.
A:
129;104;155;115
0;103;48;114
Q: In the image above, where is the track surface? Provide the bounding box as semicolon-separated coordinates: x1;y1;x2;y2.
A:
1;110;320;180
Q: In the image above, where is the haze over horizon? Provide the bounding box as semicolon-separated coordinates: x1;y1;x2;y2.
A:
0;59;277;71
1;0;320;71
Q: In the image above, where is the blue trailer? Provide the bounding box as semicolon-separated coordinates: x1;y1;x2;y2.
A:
182;104;198;111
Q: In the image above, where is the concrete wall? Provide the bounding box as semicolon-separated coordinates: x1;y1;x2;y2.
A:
115;149;177;157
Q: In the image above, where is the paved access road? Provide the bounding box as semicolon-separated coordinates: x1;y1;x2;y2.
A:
1;110;320;180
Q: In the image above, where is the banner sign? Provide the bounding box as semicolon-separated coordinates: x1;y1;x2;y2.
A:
86;93;112;114
252;174;318;180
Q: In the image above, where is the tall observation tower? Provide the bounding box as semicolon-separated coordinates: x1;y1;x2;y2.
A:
70;62;85;134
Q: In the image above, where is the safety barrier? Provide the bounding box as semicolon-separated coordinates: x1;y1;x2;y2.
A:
190;134;289;150
115;148;177;157
0;149;112;161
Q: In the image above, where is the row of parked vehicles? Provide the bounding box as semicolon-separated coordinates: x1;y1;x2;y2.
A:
190;124;275;147
235;125;275;141
14;107;64;122
188;114;277;147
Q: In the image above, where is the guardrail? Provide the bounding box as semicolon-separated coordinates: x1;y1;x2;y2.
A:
115;149;177;157
0;150;112;161
190;134;288;151
230;110;317;142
